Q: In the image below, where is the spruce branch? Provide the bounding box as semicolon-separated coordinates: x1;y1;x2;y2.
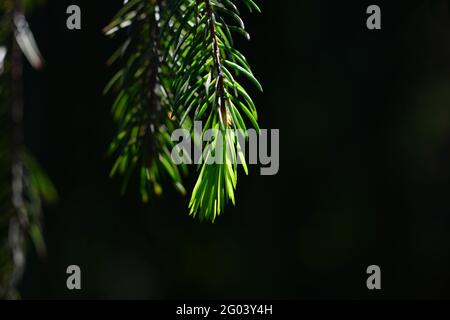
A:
105;0;188;202
106;0;262;222
0;0;56;299
165;0;262;221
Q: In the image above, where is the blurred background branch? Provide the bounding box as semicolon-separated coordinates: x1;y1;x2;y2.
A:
0;0;55;299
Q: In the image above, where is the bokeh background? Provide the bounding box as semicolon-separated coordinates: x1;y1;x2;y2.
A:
18;0;450;299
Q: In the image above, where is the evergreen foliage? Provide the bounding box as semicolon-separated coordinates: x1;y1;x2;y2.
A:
105;0;262;222
0;0;56;299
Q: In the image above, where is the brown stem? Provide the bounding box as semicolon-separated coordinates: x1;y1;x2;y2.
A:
204;0;227;125
143;1;163;162
2;0;27;300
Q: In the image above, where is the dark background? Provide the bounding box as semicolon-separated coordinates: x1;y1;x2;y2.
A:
17;0;450;299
